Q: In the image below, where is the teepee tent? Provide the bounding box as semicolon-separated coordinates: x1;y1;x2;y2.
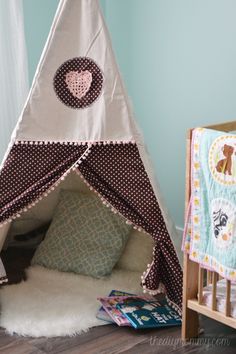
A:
0;0;182;310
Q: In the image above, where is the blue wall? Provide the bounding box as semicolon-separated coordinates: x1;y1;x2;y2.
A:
23;0;59;80
23;0;236;228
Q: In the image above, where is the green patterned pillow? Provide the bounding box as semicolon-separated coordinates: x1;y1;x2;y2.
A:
31;190;131;278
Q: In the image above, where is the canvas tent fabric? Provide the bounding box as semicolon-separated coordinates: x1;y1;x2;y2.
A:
0;0;183;310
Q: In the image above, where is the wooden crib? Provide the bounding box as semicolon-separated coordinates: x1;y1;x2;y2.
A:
181;120;236;340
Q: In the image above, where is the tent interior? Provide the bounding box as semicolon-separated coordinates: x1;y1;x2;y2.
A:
2;169;155;264
0;169;166;337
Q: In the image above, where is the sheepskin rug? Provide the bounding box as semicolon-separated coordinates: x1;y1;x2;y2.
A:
0;266;143;337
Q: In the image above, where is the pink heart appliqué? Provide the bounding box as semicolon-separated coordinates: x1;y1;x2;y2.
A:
65;70;92;99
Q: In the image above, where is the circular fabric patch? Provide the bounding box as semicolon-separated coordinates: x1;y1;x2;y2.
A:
211;198;236;249
53;57;103;109
209;135;236;185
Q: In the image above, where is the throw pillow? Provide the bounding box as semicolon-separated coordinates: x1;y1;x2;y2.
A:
31;190;131;278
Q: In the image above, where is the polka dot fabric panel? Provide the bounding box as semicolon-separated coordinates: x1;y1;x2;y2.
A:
78;143;183;309
53;57;103;109
0;141;182;308
0;143;86;223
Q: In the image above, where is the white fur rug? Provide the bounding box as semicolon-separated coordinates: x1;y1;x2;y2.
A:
0;266;143;337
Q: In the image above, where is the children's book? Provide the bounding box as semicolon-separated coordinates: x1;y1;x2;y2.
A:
116;297;182;329
96;290;135;323
97;295;155;326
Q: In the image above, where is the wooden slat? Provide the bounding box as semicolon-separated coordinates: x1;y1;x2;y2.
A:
225;280;231;317
205;120;236;132
198;266;204;304
181;129;199;341
207;270;212;285
211;272;217;311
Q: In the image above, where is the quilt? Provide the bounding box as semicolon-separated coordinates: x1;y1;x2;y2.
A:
182;128;236;281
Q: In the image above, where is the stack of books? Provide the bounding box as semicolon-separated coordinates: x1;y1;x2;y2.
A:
96;290;181;329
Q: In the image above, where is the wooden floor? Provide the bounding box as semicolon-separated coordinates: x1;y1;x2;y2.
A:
0;248;235;354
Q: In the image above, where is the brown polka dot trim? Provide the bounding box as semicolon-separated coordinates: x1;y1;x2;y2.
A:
53;57;103;109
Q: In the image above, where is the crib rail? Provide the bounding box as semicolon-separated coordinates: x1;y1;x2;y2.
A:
183;260;236;334
185;265;236;331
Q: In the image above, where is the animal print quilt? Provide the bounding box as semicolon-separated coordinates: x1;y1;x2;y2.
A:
182;128;236;281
